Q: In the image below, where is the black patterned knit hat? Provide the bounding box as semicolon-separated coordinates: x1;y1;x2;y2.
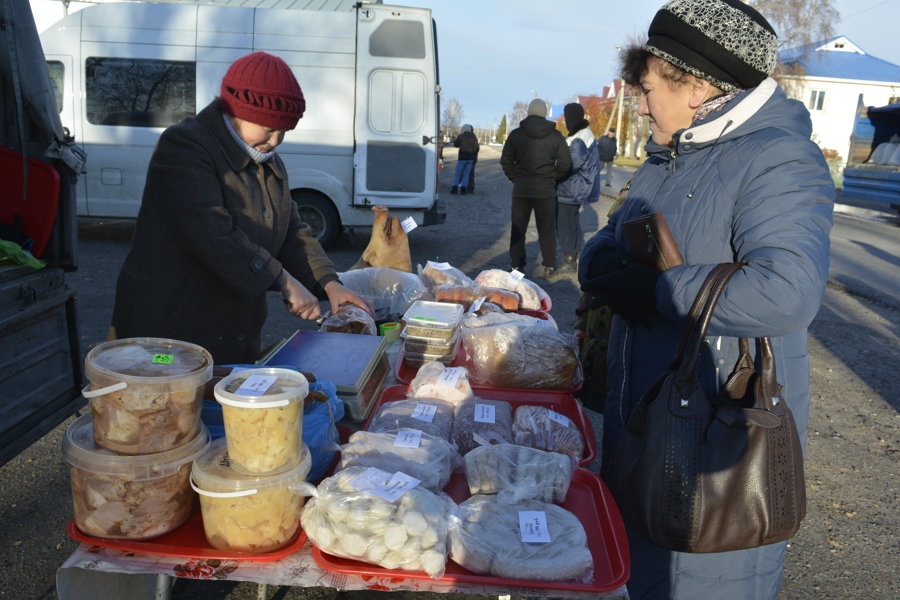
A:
645;0;778;92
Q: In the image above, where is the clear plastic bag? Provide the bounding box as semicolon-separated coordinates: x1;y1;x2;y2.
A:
462;444;577;503
512;405;586;461
461;324;580;390
409;361;474;406
338;267;427;319
417;260;473;292
450;397;514;455
367;398;455;441
339;430;461;492
300;466;455;579
319;304;377;336
473;268;548;310
449;495;593;582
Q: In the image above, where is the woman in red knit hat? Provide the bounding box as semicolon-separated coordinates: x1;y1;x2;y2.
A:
110;52;373;364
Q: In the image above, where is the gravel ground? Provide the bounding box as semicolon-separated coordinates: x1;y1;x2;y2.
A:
0;145;898;598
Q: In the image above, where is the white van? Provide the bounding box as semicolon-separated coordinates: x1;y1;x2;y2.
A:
40;0;444;247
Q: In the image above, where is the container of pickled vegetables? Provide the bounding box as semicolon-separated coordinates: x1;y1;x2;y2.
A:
214;367;308;474
191;438;313;553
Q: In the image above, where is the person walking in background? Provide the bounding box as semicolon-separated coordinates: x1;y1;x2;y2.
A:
578;0;833;597
556;103;600;274
598;127;618;187
450;124;479;195
500;98;572;277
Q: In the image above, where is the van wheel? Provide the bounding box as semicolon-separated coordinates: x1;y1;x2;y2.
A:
292;191;340;248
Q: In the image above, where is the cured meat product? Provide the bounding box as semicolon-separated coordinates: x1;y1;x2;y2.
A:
339;431;461;492
367;398;455;441
450;397;514;455
449;495;594;582
473;269;544;310
418;261;473;291
199;484;305;553
433;285;520;312
349;206;412;272
463;444;577;503
319;304;377;335
409;361;474;406
512;405;585;461
462;324;579;390
301;466;455;579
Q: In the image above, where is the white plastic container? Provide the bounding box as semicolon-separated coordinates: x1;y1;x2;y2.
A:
214;368;308;474
191;438;313;553
83;337;213;455
402;301;464;340
62;413;210;540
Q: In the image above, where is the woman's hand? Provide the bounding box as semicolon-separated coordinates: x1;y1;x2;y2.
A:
324;280;375;318
281;272;322;320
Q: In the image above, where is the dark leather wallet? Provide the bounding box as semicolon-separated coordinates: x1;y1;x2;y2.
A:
622;211;684;271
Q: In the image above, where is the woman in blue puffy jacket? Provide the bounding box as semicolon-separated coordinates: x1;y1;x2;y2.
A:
579;0;834;598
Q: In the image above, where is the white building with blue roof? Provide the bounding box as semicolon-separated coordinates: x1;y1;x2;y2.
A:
779;36;900;165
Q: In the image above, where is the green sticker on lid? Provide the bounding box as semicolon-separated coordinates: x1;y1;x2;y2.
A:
152;353;174;365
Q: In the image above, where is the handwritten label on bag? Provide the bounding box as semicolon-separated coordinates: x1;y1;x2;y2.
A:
427;260;452;270
508;269;525;283
235;375;277;396
437;367;464;388
152;353;174;365
350;468;421;501
349;467;392;491
394;429;423;448
547;409;569;427
467;297;486;313
411;403;437;423
474;403;496;423
401;217;417;233
519;511;551;543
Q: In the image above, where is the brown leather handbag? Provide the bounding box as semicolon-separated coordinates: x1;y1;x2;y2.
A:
607;262;806;553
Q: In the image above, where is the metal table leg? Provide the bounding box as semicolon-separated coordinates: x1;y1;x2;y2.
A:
155;574;173;600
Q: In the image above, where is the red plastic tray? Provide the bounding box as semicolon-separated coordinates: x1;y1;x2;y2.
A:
67;503;308;562
365;384;596;466
311;469;629;593
394;341;583;394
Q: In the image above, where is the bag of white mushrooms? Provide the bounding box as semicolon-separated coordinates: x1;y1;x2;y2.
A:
300;466;455;579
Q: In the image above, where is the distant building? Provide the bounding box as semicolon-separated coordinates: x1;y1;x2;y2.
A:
779;36;900;164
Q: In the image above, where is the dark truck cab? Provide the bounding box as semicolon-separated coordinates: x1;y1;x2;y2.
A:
842;95;900;213
0;0;87;466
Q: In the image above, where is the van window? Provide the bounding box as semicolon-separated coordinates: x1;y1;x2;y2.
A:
369;20;425;59
46;61;65;113
85;57;196;127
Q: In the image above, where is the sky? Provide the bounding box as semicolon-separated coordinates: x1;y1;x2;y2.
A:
29;0;900;129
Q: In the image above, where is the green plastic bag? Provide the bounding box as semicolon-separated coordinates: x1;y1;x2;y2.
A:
0;239;45;269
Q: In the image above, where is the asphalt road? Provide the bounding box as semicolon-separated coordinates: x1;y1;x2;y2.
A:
1;146;899;599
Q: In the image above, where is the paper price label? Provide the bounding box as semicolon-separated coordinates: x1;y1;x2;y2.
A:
519;511;551;543
474;403;496;424
394;429;423;448
427;260;452;270
411;403;437;423
547;409;570;427
467;296;486;313
401;217;418;233
349;467;393;492
370;471;421;502
508;269;525;283
235;375;277;396
534;318;551;327
437;367;464;388
151;353;174;365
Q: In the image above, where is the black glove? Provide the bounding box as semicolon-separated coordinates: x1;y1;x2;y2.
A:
585;248;631;280
580;262;661;322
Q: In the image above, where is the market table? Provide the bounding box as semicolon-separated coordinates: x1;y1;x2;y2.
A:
57;333;627;599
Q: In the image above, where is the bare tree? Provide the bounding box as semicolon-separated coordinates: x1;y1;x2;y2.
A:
442;98;464;136
510;101;528;130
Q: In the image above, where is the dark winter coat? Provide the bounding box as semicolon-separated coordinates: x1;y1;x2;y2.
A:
598;133;618;162
557;127;600;205
579;79;834;598
111;100;338;364
453;130;480;161
499;115;572;198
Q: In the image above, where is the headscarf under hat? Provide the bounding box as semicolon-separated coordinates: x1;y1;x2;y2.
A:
219;52;306;131
644;0;778;92
563;103;588;134
527;98;548;118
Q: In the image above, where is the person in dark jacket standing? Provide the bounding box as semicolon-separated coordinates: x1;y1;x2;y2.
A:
597;127;617;187
579;0;833;597
556;103;600;273
500;98;572;277
110;52;372;364
450;124;479;195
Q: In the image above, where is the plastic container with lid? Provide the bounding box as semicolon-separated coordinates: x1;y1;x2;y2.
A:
401;327;461;356
62;413;210;540
214;367;308;474
191;438;314;553
403;332;463;369
83;337;213;455
402;301;463;340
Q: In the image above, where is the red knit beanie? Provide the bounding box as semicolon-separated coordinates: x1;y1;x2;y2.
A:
219;52;306;131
